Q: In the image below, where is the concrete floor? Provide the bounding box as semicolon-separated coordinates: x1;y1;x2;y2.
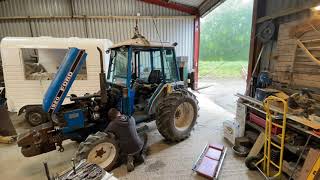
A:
0;79;261;180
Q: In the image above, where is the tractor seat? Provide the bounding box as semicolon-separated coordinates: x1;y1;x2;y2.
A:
148;70;162;84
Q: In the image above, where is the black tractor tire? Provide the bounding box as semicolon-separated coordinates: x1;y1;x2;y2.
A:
156;90;199;142
25;106;48;126
245;156;260;170
75;132;120;171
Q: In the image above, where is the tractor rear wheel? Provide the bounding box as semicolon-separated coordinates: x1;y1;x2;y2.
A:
75;131;119;171
156;90;199;142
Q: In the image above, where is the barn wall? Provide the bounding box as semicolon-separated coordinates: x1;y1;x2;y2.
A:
0;0;195;71
270;18;320;89
251;0;320;92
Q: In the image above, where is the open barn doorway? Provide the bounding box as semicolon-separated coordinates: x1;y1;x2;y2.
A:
198;0;254;114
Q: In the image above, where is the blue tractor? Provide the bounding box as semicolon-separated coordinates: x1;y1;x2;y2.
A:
17;31;199;170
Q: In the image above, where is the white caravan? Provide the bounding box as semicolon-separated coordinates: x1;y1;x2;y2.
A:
0;37;112;126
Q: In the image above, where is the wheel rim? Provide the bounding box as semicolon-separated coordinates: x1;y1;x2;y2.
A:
174;102;194;131
29;112;42;124
87;142;117;169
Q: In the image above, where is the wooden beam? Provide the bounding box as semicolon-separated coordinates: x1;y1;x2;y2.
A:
246;0;259;96
139;0;199;15
256;1;320;24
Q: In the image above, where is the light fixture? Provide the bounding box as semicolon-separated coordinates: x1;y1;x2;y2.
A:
314;5;320;11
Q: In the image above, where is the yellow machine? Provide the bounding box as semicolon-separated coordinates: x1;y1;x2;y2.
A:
255;96;288;178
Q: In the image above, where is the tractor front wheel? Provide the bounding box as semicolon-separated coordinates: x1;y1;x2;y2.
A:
25;106;48;126
156;90;199;142
75;132;120;171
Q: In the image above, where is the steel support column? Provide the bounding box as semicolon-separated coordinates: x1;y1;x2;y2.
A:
193;16;200;89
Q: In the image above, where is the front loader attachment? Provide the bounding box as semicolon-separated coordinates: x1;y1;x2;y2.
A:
42;48;87;114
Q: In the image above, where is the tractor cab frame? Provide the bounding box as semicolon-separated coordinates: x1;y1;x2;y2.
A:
106;38;185;122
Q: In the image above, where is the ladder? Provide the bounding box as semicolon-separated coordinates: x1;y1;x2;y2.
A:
256;96;288;178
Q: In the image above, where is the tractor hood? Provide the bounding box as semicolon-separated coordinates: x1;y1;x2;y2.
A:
42;48;87;113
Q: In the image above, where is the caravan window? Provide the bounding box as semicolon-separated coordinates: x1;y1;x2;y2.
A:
21;48;87;80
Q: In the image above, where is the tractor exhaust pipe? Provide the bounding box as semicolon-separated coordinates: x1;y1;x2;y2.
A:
97;47;108;104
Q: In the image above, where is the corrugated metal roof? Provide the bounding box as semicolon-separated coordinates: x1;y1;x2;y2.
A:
170;0;206;8
74;0;188;16
0;20;31;38
85;18;194;69
0;0;200;71
199;0;225;17
32;19;87;37
0;0;225;17
0;0;189;17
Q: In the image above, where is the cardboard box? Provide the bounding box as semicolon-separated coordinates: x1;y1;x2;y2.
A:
235;103;246;137
223;120;239;145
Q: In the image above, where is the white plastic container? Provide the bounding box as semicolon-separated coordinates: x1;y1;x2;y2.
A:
223;120;240;145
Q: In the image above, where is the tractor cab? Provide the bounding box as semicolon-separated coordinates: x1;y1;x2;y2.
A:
106;36;182;121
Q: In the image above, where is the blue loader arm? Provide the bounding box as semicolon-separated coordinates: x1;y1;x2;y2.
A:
42;48;88;114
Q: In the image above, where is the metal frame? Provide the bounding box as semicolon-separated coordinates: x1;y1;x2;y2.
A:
255;96;288;178
192;143;227;180
193;16;200;89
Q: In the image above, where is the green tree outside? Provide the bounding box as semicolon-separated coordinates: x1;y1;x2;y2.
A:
199;0;253;78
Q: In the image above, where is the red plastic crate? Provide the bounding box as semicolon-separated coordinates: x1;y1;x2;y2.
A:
249;113;281;135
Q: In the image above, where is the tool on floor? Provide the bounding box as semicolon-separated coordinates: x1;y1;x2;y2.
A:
43;162;52;180
42;159;117;180
255;96;288;179
192;144;227;179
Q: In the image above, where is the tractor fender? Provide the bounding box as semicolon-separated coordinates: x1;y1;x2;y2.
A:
18;104;42;116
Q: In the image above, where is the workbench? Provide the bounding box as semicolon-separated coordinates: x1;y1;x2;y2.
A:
236;93;320;139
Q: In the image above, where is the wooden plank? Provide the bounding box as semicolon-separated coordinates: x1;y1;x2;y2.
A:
293;67;320;74
247;132;265;157
293;74;320;82
274;66;292;72
293;79;320;89
236;93;320;130
275;61;294;67
295;57;320;63
277;39;297;46
296;51;320;57
274;55;295;62
272;72;291;84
